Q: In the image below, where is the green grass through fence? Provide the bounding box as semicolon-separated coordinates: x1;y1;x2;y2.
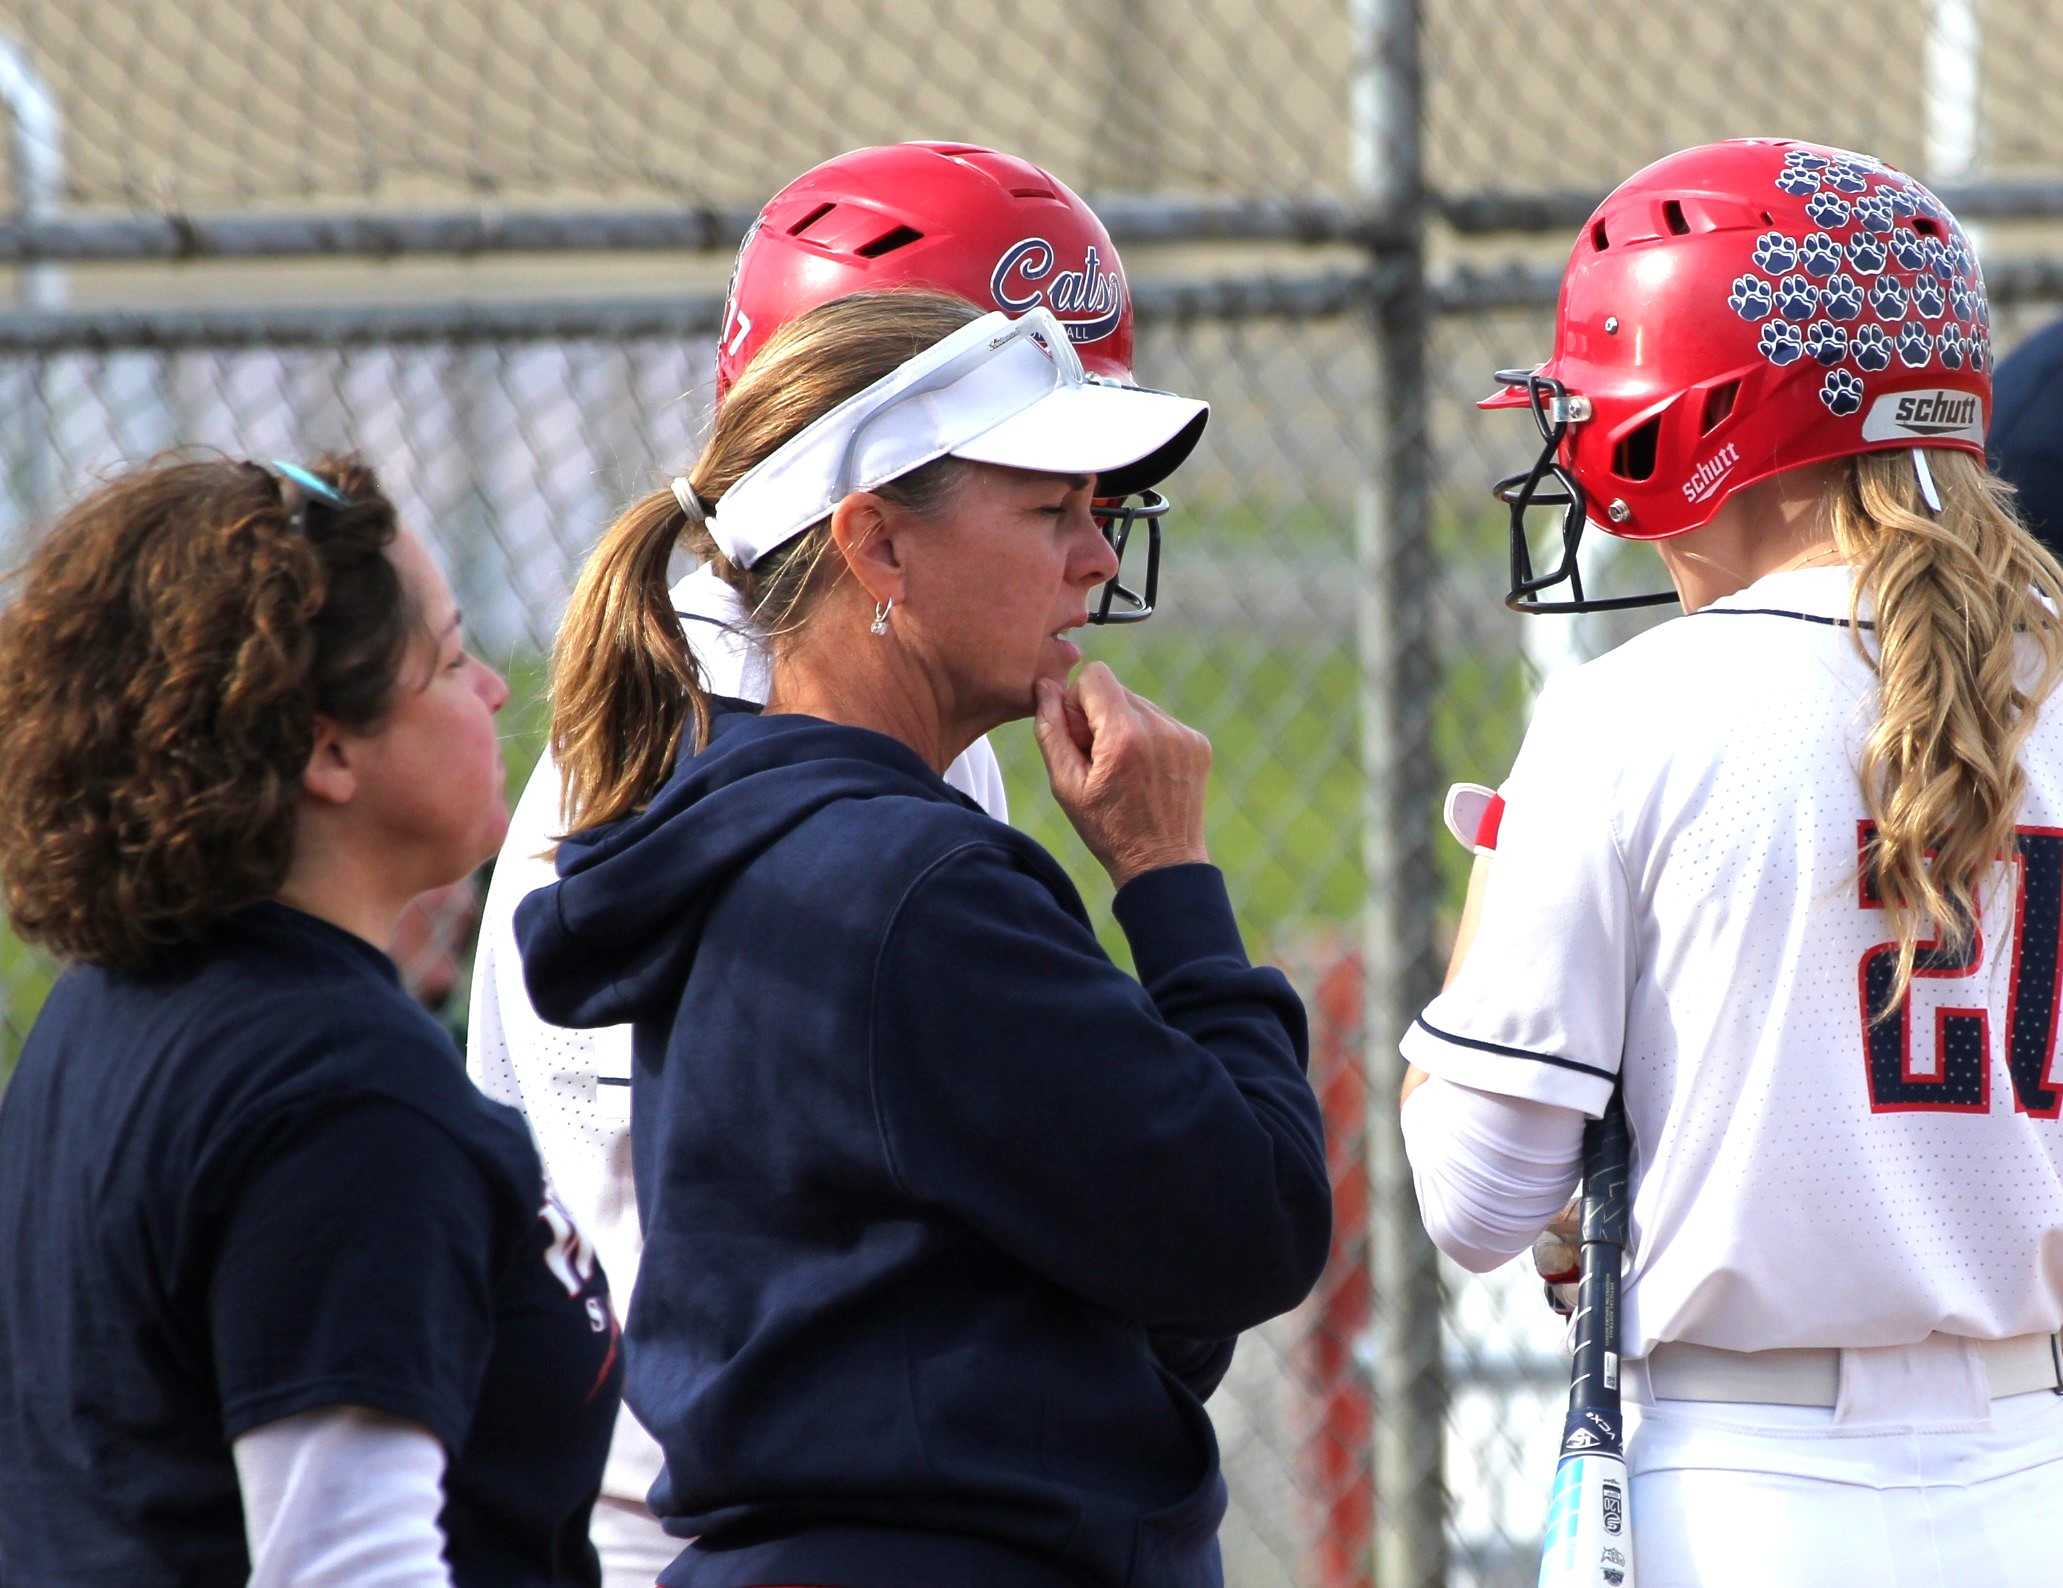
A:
0;614;1532;1093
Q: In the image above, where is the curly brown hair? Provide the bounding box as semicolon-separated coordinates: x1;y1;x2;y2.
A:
0;453;418;969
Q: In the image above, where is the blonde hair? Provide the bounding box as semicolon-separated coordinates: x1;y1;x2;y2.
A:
549;289;980;834
1834;447;2063;1015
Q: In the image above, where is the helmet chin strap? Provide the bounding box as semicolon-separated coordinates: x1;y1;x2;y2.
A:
1913;449;1944;515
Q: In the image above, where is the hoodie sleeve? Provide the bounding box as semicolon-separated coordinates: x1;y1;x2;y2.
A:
869;846;1332;1338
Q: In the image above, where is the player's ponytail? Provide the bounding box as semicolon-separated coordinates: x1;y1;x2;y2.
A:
550;289;980;834
1833;446;2063;1016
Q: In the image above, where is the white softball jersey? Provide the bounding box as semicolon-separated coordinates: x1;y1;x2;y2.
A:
1402;564;2063;1359
468;565;1010;1512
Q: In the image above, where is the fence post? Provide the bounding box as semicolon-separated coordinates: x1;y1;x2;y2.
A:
0;39;61;315
0;35;62;533
1352;0;1449;1584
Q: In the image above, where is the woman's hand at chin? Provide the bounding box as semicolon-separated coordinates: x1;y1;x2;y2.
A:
1033;662;1212;890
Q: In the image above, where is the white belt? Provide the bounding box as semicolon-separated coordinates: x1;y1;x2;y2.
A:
1642;1333;2063;1408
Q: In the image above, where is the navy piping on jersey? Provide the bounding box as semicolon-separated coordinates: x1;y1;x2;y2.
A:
1690;606;1874;631
677;609;753;637
1412;1015;1617;1082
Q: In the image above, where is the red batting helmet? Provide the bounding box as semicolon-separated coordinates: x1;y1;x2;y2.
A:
717;142;1134;397
1486;138;1992;613
716;142;1164;622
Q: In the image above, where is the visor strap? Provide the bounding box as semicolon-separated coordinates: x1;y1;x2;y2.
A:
1913;449;1944;515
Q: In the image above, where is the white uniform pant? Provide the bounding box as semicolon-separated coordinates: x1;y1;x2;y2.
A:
591;1495;679;1588
1626;1338;2063;1588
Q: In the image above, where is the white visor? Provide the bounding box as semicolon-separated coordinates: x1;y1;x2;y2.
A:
706;306;1209;569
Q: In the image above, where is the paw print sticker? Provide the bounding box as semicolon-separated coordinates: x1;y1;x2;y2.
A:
1803;320;1849;366
1752;231;1799;274
1798;232;1843;277
1783;149;1830;171
1924;238;1954;282
1913;278;1946;319
1728;272;1775;321
1758;319;1805;365
1852;323;1893;371
1889;228;1928;271
1821;273;1864;320
1826;163;1871;194
1949;278;1978;320
1897;321;1933;367
1886;186;1918;219
1775;166;1821;197
1851;192;1894;233
1846;234;1889;276
1805;192;1853;229
1774;274;1820;321
1971;335;1989;373
1868;276;1908;320
1820;368;1864;416
1938;323;1966;370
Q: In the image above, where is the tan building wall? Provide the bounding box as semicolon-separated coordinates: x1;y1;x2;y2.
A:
3;0;2061;304
10;2;2063;211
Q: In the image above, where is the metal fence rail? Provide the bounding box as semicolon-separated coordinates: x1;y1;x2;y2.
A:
6;2;2063;1583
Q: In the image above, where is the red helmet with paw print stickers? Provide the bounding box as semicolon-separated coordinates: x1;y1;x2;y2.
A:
1484;138;1992;613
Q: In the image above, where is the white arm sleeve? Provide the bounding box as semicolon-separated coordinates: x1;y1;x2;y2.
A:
233;1406;450;1588
1401;1075;1586;1273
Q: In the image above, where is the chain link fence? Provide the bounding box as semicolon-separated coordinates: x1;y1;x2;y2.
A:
4;2;2063;1584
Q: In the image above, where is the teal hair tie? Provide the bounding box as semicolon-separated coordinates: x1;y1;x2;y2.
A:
268;459;351;508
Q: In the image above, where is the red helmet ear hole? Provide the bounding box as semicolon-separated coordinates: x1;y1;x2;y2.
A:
857;225;924;259
1663;200;1691;236
1592;220;1611;251
789;203;835;237
1700;381;1740;435
1613;417;1662;482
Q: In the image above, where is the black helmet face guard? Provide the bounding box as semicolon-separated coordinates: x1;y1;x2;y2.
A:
1088;488;1166;624
1490;367;1678;617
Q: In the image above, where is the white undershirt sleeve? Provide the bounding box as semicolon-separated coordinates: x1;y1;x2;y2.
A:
943;730;1010;821
233;1406;452;1588
1401;1075;1586;1272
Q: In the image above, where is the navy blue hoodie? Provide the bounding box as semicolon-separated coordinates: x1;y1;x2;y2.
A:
516;701;1332;1588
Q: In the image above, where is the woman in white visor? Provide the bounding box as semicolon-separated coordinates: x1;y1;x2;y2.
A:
512;289;1333;1588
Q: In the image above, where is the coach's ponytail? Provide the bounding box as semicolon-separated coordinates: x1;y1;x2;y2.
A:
549;486;709;835
550;288;981;833
1834;447;2063;1016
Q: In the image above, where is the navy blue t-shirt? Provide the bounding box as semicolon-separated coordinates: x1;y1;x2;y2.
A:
0;902;622;1586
